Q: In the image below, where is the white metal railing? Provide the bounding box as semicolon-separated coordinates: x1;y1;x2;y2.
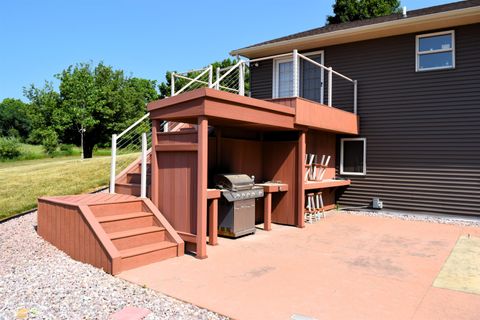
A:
109;115;165;194
171;50;358;114
297;52;358;114
171;60;248;97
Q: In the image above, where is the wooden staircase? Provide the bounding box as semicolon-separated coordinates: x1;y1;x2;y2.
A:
38;194;184;274
89;199;183;272
115;154;152;198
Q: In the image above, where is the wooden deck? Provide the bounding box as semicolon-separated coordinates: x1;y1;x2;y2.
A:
38;88;359;269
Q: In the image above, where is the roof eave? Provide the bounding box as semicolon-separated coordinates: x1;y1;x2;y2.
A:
230;6;480;58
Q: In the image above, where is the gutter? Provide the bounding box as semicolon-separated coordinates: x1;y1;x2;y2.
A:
230;6;480;58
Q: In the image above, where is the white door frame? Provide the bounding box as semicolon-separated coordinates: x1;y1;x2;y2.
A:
272;50;325;103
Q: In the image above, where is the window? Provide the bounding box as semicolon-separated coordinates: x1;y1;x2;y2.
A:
275;58;294;98
340;138;366;175
273;51;324;103
416;30;455;71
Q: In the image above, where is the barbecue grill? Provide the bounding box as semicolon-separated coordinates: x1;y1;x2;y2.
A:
214;174;264;238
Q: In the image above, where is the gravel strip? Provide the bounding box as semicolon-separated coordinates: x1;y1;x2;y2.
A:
339;209;480;227
0;212;228;320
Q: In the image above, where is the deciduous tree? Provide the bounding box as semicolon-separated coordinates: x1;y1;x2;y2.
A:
327;0;401;24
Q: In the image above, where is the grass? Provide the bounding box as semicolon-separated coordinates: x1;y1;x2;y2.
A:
0;143;112;163
0;153;139;220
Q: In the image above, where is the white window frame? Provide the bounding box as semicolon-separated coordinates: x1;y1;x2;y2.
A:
340;137;367;176
416;30;455;72
272;50;324;102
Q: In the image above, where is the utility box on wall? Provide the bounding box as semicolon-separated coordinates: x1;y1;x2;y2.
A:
372;197;383;209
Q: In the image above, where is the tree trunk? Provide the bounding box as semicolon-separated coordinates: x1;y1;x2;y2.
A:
83;139;94;159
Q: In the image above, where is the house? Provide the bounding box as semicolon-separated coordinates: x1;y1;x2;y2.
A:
231;0;480;216
37;0;480;273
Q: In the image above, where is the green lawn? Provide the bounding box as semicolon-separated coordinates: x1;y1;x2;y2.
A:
0;143;112;163
0;153;138;220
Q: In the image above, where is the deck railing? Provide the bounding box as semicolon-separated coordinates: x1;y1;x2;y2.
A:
172;49;357;114
109;114;166;195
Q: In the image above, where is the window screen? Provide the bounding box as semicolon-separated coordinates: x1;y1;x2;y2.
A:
341;138;366;175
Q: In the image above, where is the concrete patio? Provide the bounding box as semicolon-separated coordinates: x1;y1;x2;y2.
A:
118;213;480;320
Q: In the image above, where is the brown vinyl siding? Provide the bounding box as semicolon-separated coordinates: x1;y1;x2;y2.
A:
249;23;480;216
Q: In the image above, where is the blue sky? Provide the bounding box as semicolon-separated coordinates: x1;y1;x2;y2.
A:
0;0;453;101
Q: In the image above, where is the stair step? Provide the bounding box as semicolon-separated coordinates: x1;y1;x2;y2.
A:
119;241;176;258
119;241;178;270
110;226;167;250
97;211;152;223
127;172;151;184
115;183;151;198
99;212;155;233
109;226;164;239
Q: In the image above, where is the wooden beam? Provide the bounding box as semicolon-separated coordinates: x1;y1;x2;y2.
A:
155;143;198;152
196;116;208;259
297;131;306;228
177;231;197;243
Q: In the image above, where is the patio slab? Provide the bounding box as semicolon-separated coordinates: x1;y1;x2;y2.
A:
118;213;480;320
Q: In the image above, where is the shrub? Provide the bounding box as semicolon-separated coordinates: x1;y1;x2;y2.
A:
0;137;21;159
59;143;75;155
42;130;59;156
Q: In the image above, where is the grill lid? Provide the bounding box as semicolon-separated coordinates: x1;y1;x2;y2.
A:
214;174;254;191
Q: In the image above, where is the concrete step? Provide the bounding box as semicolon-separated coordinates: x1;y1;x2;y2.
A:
98;212;155;233
109;226;166;250
120;241;178;271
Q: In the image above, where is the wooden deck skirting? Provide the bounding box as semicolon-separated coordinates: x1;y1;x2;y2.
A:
37;194;183;275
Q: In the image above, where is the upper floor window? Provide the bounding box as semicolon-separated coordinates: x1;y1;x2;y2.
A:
416;30;455;72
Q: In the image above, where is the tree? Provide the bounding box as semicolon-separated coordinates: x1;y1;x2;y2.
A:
327;0;401;25
23;82;61;144
24;62;159;158
0;98;31;140
55;62;158;158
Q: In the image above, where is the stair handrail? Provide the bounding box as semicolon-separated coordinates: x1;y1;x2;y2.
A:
110;112;156;194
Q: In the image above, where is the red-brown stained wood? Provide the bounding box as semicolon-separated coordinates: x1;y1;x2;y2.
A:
297;131;306;228
37;194;183;275
263;141;298;225
196;116;208;259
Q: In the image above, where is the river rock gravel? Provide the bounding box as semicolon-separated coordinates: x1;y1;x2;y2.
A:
0;211;228;320
341;209;480;227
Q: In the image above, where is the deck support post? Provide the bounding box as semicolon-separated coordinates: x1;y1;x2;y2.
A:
328;67;333;107
215;67;220;90
109;134;117;194
239;62;245;96
208;65;213;88
297;130;306;228
292;49;299;97
196;116;208;259
151;120;159;206
208;199;218;245
264;192;272;231
140;132;147;198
